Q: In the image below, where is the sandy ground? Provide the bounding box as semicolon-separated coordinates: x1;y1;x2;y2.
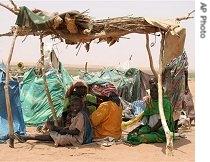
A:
0;81;195;162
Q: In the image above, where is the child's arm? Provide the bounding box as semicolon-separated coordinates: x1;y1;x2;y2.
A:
59;128;80;135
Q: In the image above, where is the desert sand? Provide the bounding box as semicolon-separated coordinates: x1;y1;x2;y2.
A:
0;80;195;162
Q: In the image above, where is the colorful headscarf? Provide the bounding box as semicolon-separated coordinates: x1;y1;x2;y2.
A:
90;83;118;97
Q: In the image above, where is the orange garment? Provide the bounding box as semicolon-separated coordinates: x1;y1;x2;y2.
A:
90;101;122;139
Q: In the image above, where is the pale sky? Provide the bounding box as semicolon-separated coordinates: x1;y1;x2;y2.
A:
0;0;195;70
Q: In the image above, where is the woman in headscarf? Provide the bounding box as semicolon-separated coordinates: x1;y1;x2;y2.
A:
90;83;123;140
125;79;174;145
63;80;98;120
62;80;90;125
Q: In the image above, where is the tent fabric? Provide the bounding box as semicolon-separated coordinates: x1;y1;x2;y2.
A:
0;65;26;142
81;68;153;102
163;51;189;120
121;97;146;121
15;6;51;30
20;65;73;125
15;6;92;35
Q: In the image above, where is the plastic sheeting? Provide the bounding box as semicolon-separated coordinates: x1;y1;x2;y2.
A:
20;65;73;125
0;64;26;142
121;97;145;121
16;6;51;30
82;68;152;102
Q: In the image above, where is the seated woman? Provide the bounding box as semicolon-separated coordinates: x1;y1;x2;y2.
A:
90;90;122;140
63;80;98;123
63;80;89;118
125;78;174;145
14;97;93;147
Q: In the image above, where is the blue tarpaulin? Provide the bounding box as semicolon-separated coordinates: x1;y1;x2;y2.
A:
0;63;26;142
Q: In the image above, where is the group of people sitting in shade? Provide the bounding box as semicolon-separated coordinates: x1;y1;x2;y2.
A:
14;78;177;147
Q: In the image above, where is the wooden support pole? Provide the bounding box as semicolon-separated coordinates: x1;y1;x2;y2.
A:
158;32;173;156
85;62;88;73
145;34;158;80
40;36;58;126
4;27;18;148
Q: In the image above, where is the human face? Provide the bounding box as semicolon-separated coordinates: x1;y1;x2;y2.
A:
70;100;83;117
150;84;158;100
75;86;87;97
149;78;158;100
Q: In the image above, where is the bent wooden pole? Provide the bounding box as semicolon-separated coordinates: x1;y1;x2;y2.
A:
4;27;18;148
40;36;58;126
145;34;158;80
158;33;173;156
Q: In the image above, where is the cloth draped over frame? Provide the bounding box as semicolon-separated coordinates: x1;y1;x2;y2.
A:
82;68;152;103
163;51;190;121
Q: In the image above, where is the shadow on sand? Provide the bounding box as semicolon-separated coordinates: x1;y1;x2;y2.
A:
153;137;192;154
14;140;103;151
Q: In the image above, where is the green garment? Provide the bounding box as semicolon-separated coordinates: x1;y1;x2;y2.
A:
127;125;166;145
63;94;97;114
126;96;174;145
86;94;97;114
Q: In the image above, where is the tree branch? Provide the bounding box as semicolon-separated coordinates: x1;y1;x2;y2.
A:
9;0;19;11
0;32;14;37
4;26;19;148
0;2;19;15
158;32;174;156
145;34;158;80
176;10;195;21
39;36;59;127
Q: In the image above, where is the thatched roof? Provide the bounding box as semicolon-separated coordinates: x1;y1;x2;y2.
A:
0;4;194;68
1;6;176;44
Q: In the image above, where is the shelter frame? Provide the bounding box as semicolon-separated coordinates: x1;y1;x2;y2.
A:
0;1;194;155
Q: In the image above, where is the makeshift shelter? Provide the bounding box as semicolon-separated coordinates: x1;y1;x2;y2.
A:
20;46;74;125
0;63;25;142
0;1;194;155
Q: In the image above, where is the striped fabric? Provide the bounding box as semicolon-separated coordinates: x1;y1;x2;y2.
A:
91;83;118;97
